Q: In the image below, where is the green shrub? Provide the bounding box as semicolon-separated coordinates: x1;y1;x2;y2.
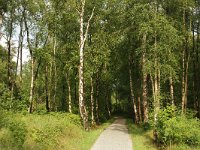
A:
0;83;27;111
8;119;27;149
0;111;27;149
23;113;82;149
0;110;8;128
156;106;200;147
0;83;13;110
66;113;81;126
0;112;106;150
142;122;151;131
164;116;200;146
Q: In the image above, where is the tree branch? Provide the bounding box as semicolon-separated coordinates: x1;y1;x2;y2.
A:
83;7;95;45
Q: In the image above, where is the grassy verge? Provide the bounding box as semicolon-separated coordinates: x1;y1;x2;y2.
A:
127;119;157;150
77;119;114;150
0;111;113;150
127;119;200;150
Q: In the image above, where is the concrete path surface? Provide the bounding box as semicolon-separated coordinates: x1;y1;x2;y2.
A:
91;117;133;150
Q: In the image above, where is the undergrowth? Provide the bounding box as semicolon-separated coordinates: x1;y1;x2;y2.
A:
127;106;200;150
127;119;157;150
0;110;112;150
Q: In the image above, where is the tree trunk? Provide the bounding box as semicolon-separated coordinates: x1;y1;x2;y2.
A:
158;68;161;95
115;90;118;107
48;62;52;109
74;79;77;104
45;65;50;112
181;8;190;114
138;96;142;123
129;56;139;124
105;85;111;118
20;30;23;83
67;73;72;113
16;42;19;80
7;11;13;90
153;63;160;141
53;37;57;111
106;94;111;118
142;33;148;123
192;21;198;113
181;48;186;114
79;42;88;129
90;76;95;125
142;72;148;123
185;64;189;111
79;5;87;129
184;37;189;113
28;57;35;113
153;33;160;141
24;10;35;113
196;23;200;118
169;73;174;105
16;15;23;81
154;61;159;124
78;0;94;130
95;73;100;125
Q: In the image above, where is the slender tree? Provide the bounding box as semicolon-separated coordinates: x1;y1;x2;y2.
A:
78;0;94;130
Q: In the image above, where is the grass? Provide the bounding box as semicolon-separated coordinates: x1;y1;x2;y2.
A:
0;111;113;150
77;119;114;150
127;119;157;150
166;144;200;150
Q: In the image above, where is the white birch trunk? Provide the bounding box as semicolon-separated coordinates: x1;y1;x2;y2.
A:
53;37;57;111
29;56;34;113
67;73;72;113
169;73;174;105
142;33;148;123
129;56;139;124
78;0;94;130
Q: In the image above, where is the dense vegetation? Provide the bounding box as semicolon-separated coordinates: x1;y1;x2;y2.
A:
0;110;113;150
0;0;200;149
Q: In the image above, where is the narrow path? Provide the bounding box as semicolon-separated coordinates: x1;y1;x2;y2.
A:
91;117;133;150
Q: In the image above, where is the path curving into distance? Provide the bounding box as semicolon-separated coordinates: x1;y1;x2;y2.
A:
91;117;133;150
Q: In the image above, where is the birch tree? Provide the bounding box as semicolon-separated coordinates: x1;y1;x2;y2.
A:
78;0;94;130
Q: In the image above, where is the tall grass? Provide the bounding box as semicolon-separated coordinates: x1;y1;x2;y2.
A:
0;111;112;150
127;119;157;150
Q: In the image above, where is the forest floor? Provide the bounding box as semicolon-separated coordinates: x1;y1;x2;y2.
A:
91;117;133;150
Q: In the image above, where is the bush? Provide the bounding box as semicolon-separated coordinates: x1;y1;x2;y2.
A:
0;83;13;110
23;112;82;149
0;111;27;149
8;119;27;149
0;83;27;111
0;111;108;150
156;106;200;147
164;116;200;146
142;122;151;131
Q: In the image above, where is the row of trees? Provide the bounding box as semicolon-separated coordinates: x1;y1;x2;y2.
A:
0;0;200;134
113;0;200;142
0;0;116;130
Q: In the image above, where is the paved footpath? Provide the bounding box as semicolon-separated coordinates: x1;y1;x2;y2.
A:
91;117;133;150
